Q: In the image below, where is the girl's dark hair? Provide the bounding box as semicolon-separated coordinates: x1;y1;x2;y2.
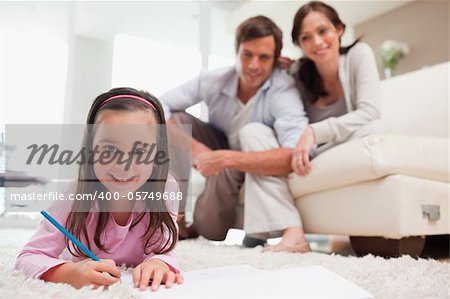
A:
66;87;177;257
291;1;362;103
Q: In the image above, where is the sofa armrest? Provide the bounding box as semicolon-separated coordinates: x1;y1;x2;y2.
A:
288;134;449;197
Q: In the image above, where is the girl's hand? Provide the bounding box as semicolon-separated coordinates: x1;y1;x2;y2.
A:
132;259;184;292
292;126;315;176
42;258;121;289
73;259;121;289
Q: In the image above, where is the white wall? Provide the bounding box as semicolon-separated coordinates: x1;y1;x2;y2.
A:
229;1;355;59
229;1;412;59
1;1;415;126
0;2;70;125
64;36;114;124
0;2;209;125
209;5;235;64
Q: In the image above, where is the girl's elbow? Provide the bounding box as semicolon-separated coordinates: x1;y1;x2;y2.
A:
13;258;22;272
14;251;27;271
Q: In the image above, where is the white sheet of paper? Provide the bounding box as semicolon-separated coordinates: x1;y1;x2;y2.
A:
120;265;373;299
120;265;265;285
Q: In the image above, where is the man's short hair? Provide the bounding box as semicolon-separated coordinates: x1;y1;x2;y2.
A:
235;15;283;62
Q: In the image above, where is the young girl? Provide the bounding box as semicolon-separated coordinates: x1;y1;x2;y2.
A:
15;87;183;291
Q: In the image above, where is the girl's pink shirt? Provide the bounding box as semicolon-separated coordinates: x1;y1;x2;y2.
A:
14;177;180;279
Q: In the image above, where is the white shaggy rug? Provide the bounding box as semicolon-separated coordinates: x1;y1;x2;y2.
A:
0;229;449;299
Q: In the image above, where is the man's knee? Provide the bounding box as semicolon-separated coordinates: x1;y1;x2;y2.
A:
239;123;267;142
193;214;229;241
239;122;277;151
170;111;194;124
192;170;242;241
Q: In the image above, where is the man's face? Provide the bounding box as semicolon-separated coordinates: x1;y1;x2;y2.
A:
237;35;276;92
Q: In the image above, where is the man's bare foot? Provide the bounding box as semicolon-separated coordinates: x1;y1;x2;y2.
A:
263;242;311;253
263;226;310;253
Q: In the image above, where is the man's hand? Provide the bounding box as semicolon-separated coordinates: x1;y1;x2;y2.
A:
292;126;315;176
194;150;231;176
278;56;295;70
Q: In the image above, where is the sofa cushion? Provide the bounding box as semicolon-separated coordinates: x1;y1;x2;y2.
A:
380;62;449;138
288;134;449;197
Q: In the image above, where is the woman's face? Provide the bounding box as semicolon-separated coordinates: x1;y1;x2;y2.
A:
92;110;158;196
297;11;343;65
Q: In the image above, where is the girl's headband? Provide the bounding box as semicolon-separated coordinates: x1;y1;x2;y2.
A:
101;94;157;112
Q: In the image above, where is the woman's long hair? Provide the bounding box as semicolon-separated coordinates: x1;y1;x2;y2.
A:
66;87;177;257
291;1;362;103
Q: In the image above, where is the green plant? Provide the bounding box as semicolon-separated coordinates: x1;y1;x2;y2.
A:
380;40;409;72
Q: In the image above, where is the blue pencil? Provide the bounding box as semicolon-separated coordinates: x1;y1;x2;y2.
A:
40;210;100;262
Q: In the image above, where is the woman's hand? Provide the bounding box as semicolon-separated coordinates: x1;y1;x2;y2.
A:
192;140;212;167
42;259;121;289
132;259;184;292
292;126;316;176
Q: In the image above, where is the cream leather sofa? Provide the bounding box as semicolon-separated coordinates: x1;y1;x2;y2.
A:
287;62;449;256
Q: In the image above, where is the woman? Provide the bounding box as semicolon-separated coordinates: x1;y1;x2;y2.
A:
288;1;383;176
266;1;385;251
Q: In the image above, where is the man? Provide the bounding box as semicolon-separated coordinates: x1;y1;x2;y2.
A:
160;16;309;248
